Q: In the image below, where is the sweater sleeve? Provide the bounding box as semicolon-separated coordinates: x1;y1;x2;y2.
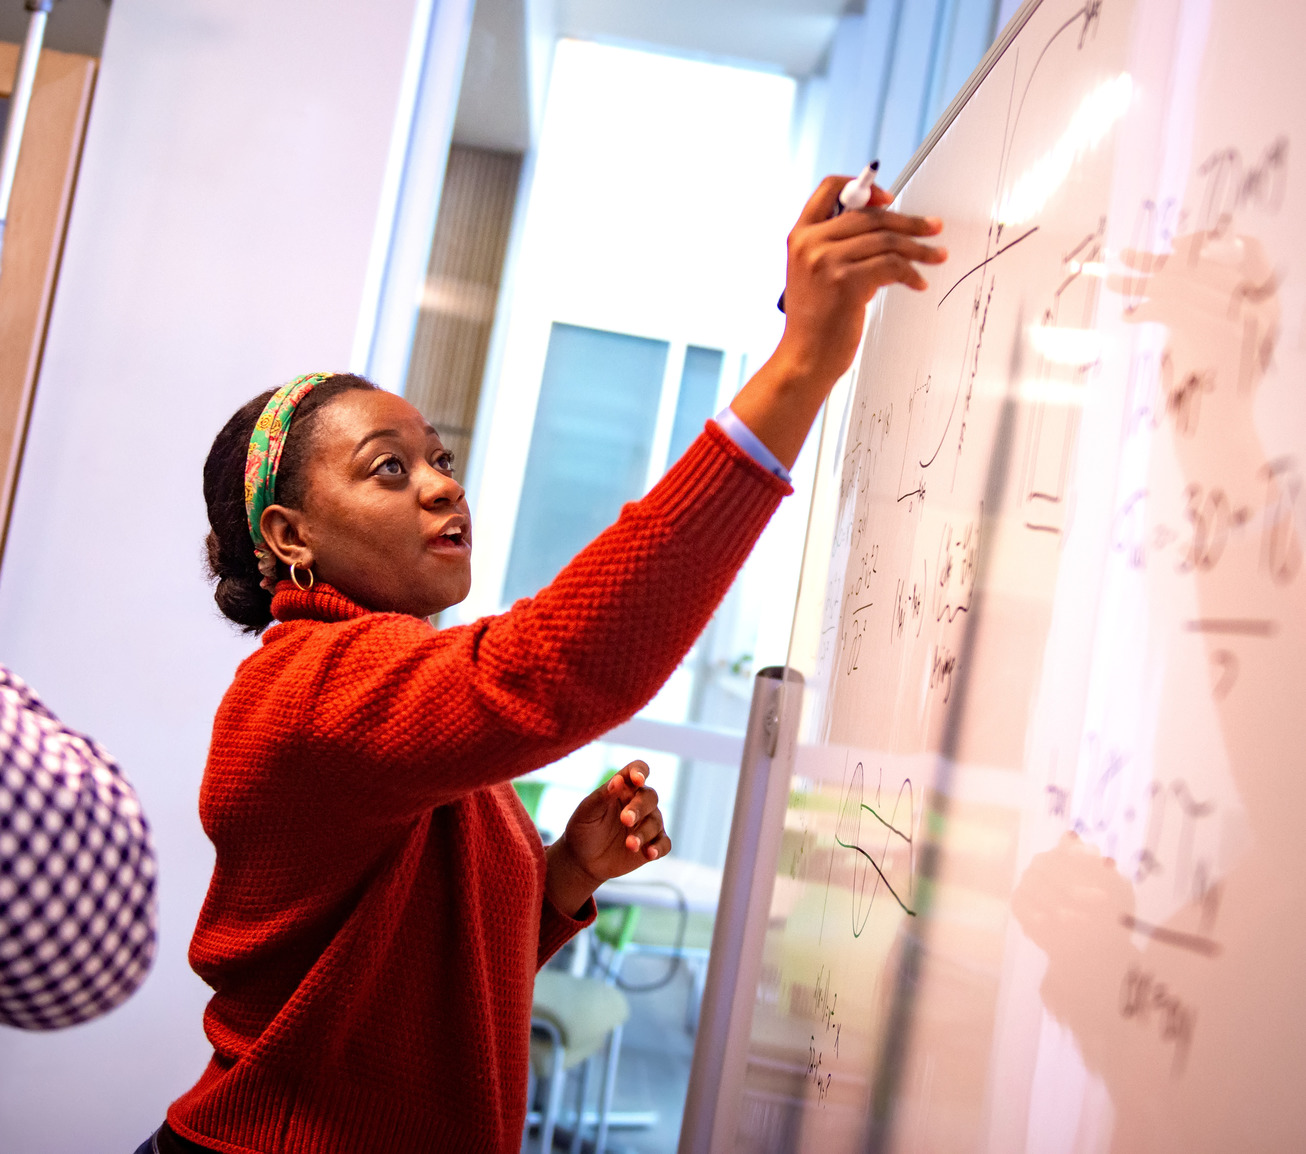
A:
301;423;788;820
538;894;597;971
0;667;157;1029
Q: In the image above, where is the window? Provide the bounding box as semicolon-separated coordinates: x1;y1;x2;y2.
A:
666;346;725;468
502;323;668;603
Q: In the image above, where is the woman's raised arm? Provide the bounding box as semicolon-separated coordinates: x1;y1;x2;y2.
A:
291;177;945;818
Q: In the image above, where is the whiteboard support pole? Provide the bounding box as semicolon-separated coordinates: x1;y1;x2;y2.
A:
678;665;803;1154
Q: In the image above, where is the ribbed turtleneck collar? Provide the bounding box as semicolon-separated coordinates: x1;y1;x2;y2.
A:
268;581;375;626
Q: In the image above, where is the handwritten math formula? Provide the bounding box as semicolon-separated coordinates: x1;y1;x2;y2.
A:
790;965;843;1107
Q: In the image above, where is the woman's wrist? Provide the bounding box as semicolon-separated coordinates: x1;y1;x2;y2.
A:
545;837;602;918
727;345;840;470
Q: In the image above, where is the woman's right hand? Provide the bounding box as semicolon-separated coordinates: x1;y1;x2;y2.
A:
730;177;947;469
781;176;946;384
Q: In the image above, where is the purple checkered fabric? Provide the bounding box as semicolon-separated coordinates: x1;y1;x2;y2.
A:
0;667;156;1030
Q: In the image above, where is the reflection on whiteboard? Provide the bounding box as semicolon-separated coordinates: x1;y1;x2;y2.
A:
729;0;1306;1151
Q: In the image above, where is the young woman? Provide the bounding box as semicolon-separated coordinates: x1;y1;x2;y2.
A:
142;178;945;1154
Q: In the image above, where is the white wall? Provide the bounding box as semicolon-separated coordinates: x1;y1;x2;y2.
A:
0;2;461;1150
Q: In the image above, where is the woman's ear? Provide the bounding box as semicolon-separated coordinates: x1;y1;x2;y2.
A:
260;505;314;570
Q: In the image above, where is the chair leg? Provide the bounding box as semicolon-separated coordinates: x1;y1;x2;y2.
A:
569;1056;591;1154
568;925;591;977
523;1066;537;1152
602;943;627;985
594;1022;623;1154
687;957;707;1033
541;1040;566;1153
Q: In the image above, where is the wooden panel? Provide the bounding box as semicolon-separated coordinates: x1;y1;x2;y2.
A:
0;44;96;559
405;145;522;472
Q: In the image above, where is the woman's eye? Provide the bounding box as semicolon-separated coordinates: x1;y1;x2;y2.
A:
373;455;405;477
435;452;456;475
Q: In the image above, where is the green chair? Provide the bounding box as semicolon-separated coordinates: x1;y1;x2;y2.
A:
592;903;716;1030
528;970;629;1154
516;776;629;1153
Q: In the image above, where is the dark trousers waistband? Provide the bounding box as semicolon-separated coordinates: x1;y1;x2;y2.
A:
133;1122;221;1154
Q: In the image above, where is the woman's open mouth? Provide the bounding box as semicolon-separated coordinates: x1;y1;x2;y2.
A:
428;525;470;551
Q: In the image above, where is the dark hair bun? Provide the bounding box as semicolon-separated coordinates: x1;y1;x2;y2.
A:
206;529;272;632
202;375;377;633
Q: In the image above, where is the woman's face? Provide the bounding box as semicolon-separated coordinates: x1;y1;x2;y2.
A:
262;389;473;618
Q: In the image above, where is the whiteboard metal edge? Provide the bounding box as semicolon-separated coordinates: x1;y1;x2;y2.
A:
891;0;1045;196
678;666;804;1154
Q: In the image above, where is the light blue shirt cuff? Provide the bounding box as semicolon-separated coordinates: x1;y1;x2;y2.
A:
714;406;792;485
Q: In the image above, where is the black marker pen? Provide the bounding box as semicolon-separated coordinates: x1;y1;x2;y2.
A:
779;161;880;313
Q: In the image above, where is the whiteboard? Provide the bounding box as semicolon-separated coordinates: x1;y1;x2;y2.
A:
725;0;1306;1150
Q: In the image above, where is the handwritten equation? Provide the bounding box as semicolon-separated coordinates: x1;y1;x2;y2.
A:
789;964;844;1107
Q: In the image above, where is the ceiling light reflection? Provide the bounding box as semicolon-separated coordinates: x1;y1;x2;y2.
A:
1028;324;1105;366
1019;378;1089;407
998;73;1133;226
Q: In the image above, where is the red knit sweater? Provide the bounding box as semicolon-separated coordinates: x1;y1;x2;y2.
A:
167;425;788;1154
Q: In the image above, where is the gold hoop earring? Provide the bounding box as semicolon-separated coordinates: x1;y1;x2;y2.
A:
289;562;315;592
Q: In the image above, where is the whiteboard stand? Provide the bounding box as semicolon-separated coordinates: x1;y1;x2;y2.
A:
679;665;803;1154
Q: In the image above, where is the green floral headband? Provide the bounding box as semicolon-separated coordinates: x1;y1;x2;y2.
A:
245;373;332;590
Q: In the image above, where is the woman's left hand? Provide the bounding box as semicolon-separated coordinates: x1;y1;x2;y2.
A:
545;761;671;915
